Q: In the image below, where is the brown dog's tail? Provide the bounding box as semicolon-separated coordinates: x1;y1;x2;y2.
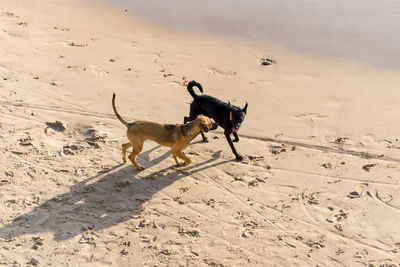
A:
187;80;203;99
112;93;129;127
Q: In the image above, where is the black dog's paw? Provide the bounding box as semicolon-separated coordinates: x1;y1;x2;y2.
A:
202;137;209;143
236;155;243;161
232;138;239;143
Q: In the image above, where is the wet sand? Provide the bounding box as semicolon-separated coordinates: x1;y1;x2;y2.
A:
101;0;400;69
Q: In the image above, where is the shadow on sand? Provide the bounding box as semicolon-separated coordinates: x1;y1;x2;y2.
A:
0;148;230;241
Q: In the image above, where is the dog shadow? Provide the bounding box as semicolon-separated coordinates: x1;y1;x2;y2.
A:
0;148;230;241
136;144;171;167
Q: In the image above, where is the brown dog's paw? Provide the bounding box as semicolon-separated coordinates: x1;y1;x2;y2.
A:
136;165;145;171
175;162;185;167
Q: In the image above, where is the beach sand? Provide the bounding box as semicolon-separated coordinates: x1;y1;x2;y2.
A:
1;0;400;265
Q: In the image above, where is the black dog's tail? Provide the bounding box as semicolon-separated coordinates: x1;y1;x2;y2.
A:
187;80;203;99
112;93;129;127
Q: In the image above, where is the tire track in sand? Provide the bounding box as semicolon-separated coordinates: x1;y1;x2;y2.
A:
239;133;400;164
255;198;400;264
149;207;281;266
196;168;340;266
272;166;400;187
207;166;400;265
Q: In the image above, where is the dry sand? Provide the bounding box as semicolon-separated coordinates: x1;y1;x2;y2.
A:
1;0;400;266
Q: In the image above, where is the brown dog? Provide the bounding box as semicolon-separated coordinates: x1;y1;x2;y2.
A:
112;93;218;170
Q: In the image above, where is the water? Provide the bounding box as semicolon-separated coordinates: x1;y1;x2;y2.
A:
100;0;400;69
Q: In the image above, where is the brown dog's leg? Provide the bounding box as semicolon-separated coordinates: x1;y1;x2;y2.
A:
121;142;132;163
171;153;182;166
172;148;192;167
128;142;145;170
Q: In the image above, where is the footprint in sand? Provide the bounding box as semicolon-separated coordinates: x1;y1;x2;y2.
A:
46;121;66;132
294;113;328;137
207;67;239;78
367;189;394;206
305;235;326;257
44;40;70;46
333;209;348;222
90;65;109;76
320;163;332;169
334;137;350;144
4;31;22;38
362;163;376;172
270;145;287;155
27;259;39;266
294;113;327;121
353;248;368;260
178;227;200;238
130;40;138;47
159;67;173;78
68;41;88;47
1;11;20;18
16;21;28;27
19;136;33;146
301;191;320;205
44;40;87;47
335;248;345;255
376;192;393;204
347;191;361;199
67;65;87;72
260;58;276;66
246;155;264;163
248;176;267;187
53;26;70;32
124;67;139;77
134;51;162;64
109;57;120;62
31;236;44;250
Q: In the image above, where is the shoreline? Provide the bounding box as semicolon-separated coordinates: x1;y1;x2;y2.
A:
99;0;400;70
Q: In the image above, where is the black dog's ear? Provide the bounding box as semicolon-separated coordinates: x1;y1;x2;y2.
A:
243;102;248;114
228;101;234;110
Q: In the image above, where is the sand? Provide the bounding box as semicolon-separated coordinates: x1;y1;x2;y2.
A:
1;0;400;266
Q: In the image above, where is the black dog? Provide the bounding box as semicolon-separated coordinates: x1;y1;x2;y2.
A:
184;80;248;161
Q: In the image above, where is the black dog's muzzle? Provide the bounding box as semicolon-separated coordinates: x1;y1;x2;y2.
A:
210;122;219;131
232;123;241;132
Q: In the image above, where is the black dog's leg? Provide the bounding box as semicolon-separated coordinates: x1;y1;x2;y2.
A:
187;104;209;142
224;130;243;161
184;116;189;124
201;133;208;142
232;132;239;142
